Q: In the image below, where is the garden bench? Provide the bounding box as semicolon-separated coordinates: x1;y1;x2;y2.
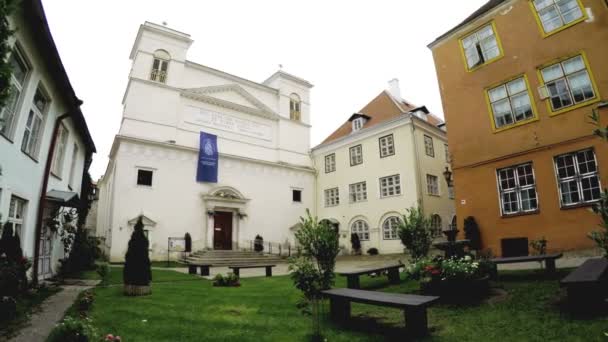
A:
337;262;404;289
322;288;439;337
185;263;212;276
490;253;562;279
228;264;275;277
560;258;608;309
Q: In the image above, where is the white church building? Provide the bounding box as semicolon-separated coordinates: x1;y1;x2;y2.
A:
96;22;315;261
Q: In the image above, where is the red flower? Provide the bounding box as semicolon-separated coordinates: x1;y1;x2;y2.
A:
430;269;441;276
424;265;435;271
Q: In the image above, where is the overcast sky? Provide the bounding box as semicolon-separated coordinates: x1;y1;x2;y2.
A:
42;0;487;179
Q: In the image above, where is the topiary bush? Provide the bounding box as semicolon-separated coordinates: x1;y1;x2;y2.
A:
463;216;482;251
123;216;152;296
254;235;264;252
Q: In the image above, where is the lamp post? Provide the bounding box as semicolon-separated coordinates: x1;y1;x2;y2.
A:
443;166;453;187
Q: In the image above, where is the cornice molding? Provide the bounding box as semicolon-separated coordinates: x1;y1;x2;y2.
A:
185;61;279;94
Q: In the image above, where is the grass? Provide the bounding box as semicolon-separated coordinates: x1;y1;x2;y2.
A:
73;267;608;341
0;285;61;340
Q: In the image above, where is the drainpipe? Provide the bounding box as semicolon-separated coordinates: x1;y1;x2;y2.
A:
32;111;71;285
410;117;425;211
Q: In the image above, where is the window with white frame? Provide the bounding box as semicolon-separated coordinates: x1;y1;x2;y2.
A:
21;88;49;158
424;135;434;157
461;23;501;70
540;55;596;112
448;186;455;199
497;163;538;215
532;0;584;34
8;196;26;241
325;153;336;173
444;144;450;163
379;134;395;157
426;174;439;196
150;50;170;83
554;149;601;207
324;188;339;207
349;181;367;203
51;123;68;177
289;93;301;121
352;117;364;132
68;144;79;188
351;220;369;241
380;174;401;198
382;216;400;240
430;214;442;235
1;48;29;138
488;77;535;129
349;145;363;166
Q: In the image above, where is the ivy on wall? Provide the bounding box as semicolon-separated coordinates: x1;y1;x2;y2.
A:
0;0;19;109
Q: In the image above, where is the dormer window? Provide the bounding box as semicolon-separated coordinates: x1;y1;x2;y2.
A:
352;117;364;131
150;49;170;83
289;93;301;121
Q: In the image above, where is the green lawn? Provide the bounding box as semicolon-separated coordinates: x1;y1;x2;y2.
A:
81;268;608;341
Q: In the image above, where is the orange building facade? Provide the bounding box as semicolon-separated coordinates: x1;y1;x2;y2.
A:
429;0;608;255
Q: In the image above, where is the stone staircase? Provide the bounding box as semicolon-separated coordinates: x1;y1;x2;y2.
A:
184;250;286;266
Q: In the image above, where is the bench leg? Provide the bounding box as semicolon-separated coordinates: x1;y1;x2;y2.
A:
329;298;350;323
490;263;498;280
388;268;400;285
404;307;429;337
346;275;360;289
545;259;556;274
233;268;240;277
200;266;210;277
188;265;197;275
266;266;272;277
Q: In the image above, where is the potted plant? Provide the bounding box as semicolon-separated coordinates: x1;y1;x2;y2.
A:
254;235;264;252
123;216;152;296
350;233;361;255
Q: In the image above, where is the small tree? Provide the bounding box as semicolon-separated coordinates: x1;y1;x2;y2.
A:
123;216;152;296
398;206;435;260
350;233;361;255
463;216;482;251
588;190;608;258
254;234;264;252
289;209;340;341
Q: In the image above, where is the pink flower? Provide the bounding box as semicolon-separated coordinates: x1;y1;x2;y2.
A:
105;334;115;341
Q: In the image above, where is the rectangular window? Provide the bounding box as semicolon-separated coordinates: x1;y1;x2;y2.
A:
379;134;395;158
0;48;29;139
292;189;302;203
68;144;79;188
444;144;450;163
325;153;336;173
380;174;402;198
532;0;585;35
460;23;501;70
137;169;154;187
539;54;597;113
448;186;455;199
497;163;539;215
150;58;168;83
424;135;434;157
554;149;601;207
426;174;440;196
488;76;536;129
324;188;340;207
21;88;48;158
352;117;364;131
8;196;26;242
349;145;363;166
349;181;367;203
51;124;68;177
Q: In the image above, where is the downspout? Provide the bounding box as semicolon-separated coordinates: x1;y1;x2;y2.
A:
410;117;425;211
32;111;71;285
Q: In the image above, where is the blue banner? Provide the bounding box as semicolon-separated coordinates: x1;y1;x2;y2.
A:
196;132;218;183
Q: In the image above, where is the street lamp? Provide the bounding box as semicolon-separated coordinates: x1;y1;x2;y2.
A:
443;166;453;187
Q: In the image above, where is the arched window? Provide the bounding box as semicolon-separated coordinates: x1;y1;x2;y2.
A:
351;220;369;241
382;216;401;240
431;214;442;235
289;93;301;121
150;49;170;83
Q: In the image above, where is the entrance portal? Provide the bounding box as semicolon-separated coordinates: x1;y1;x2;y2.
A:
213;211;233;250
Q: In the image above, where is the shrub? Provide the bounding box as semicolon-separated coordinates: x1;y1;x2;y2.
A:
78;290;95;313
212;273;240;287
463;216;482;250
0;223;29;296
0;296;17;322
398;207;435;260
96;263;109;286
48;316;98;342
59;228;99;277
407;255;492;283
350;233;361;255
367;247;379;256
254;235;264;252
588;190;608;258
184;233;192;253
123;217;152;287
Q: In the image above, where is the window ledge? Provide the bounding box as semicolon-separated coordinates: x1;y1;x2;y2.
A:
560;202;597;211
380;194;403;199
350;163;363;167
537;17;587;39
492;117;539;133
349;200;368;204
136;185;153;189
22;151;39;163
547;98;601;117
466;55;504;73
380;153;395;159
382;238;400;241
50;172;62;181
501;210;540;219
0;132;14;144
427;193;441;197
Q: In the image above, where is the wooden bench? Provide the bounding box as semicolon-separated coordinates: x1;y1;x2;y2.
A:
337;262;404;289
228;264;276;277
186;263;211;276
323;288;439;337
560;258;608;309
490;253;563;279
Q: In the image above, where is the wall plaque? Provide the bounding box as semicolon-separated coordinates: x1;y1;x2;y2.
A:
185;106;272;141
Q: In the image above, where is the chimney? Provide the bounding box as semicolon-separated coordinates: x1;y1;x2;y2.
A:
388;78;402;101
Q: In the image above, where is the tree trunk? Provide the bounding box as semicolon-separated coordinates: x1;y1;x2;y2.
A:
123;284;151;296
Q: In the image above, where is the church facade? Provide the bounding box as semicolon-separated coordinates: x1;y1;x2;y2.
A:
96;22;315;261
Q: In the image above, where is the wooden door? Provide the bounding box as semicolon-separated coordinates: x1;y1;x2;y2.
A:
38;228;53;279
213;211;233;250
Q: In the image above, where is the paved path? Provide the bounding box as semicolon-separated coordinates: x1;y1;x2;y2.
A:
8;280;99;342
